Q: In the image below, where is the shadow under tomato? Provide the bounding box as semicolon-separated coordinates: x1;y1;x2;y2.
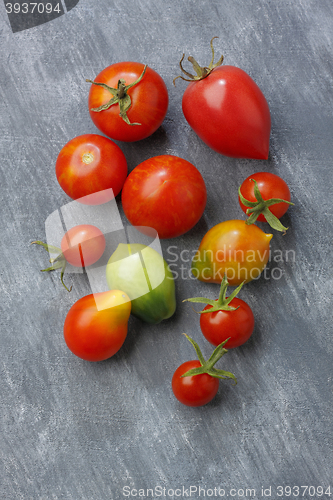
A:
116;125;170;173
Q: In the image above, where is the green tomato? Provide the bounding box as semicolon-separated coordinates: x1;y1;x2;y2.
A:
106;243;176;324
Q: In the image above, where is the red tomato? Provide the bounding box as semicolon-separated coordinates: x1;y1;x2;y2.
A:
239;172;291;221
55;134;127;205
182;65;271;159
200;297;255;349
121;155;207;239
172;360;219;407
87;62;168;142
64;290;131;361
60;224;106;268
175;39;270;159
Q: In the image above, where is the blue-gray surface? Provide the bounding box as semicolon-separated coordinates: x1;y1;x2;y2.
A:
1;0;332;499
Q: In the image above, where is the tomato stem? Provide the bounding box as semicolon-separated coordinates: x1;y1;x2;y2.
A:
183;275;245;314
86;65;148;126
238;179;294;232
181;334;237;384
31;241;72;292
173;37;224;85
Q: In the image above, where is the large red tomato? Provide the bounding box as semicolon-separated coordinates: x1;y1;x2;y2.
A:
64;290;131;362
87;62;168;142
55;134;127;205
176;39;271;159
121;155;207;239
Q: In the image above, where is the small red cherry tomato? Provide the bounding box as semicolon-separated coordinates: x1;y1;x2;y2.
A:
200;297;254;349
64;290;131;361
239;172;291;221
87;62;168;142
184;276;255;348
121;155;207;239
55;134;128;205
172;360;219;407
61;224;106;268
172;334;236;407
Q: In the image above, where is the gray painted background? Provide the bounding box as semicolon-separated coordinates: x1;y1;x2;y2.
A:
1;0;332;499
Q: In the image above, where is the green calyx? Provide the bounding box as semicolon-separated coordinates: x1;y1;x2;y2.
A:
31;241;72;292
173;36;224;86
181;334;237;383
86;65;147;126
183;275;245;314
238;178;294;233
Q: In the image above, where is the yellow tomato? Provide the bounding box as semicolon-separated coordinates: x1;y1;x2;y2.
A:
192;220;273;285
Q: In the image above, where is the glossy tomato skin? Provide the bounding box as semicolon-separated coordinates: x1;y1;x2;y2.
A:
192;220;273;285
172;360;219;407
239;172;291;222
200;297;255;349
64;290;131;362
88;62;168;142
55;134;127;205
182;66;271;159
60;224;106;268
121;155;207;239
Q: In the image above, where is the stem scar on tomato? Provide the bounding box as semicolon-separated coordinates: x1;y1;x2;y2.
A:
173;36;223;85
86;65;148;126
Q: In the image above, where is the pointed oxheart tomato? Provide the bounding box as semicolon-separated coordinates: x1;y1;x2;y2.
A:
175;39;271;159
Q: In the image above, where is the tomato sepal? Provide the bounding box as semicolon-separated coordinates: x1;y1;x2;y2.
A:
238;178;294;232
173;36;224;85
181;334;237;384
86;65;147;126
183;275;245;314
31;241;72;292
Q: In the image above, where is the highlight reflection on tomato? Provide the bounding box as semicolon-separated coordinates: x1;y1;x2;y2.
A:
55;134;128;205
121;155;207;239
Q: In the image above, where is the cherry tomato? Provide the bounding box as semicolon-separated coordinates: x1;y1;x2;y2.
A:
172;334;236;407
172;360;219;407
55;134;127;205
239;172;292;222
121;155;207;239
184;276;255;349
175;39;271;159
64;290;131;362
60;224;106;268
192;220;273;285
87;62;168;142
200;297;254;349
